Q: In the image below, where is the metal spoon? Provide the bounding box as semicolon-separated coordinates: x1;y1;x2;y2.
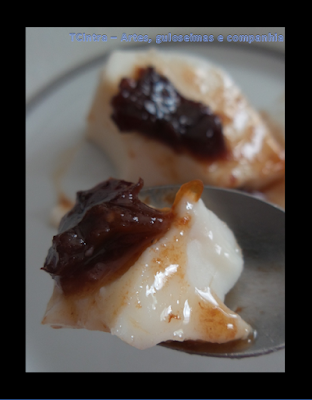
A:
139;185;285;358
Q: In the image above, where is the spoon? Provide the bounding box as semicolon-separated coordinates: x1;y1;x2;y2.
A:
139;185;285;358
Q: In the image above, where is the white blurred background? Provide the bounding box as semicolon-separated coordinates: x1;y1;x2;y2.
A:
26;27;285;103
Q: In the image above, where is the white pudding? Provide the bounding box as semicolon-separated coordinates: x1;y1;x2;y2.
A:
42;180;252;349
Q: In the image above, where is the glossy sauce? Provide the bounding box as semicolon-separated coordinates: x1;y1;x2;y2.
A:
160;332;256;356
42;178;174;295
111;67;227;161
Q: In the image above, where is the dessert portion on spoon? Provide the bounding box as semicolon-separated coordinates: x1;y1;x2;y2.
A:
86;49;285;206
42;178;252;350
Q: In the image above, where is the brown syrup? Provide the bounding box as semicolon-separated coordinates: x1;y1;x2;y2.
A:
160;331;256;357
111;67;227;161
42;178;174;295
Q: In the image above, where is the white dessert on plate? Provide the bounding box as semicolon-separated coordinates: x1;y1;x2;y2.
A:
86;49;285;203
50;49;285;230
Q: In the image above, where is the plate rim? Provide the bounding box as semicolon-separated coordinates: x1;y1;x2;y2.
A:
26;41;285;117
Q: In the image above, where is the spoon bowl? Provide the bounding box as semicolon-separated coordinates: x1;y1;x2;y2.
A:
139;185;285;358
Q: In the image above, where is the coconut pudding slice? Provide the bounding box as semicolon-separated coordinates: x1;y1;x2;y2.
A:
86;49;285;199
42;178;252;349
